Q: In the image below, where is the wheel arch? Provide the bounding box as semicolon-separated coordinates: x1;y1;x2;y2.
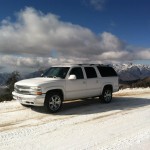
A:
103;84;113;92
100;84;113;103
44;89;64;104
44;89;64;113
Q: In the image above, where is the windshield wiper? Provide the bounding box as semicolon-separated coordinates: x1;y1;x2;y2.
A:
48;76;58;78
43;75;62;79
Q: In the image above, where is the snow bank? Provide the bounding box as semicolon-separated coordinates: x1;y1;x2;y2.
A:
114;87;150;96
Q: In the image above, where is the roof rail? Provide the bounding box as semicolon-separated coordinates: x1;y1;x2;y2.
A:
77;64;94;66
98;64;111;67
77;64;106;66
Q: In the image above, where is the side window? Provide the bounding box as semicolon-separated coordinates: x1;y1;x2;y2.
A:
69;67;84;79
84;67;97;78
97;67;117;77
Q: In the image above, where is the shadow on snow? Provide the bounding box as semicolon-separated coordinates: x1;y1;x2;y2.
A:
31;96;150;115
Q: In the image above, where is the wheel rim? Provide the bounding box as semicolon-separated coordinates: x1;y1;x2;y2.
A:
104;90;112;102
49;95;61;111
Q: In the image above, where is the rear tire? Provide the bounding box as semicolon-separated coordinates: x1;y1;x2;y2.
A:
45;92;63;113
100;88;112;103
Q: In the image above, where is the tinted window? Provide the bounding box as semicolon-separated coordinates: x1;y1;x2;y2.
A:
84;67;97;78
97;66;117;77
69;67;84;79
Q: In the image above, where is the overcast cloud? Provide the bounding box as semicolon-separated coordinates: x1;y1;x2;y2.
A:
0;7;149;72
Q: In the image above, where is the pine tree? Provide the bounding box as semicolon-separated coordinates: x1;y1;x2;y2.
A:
0;71;20;102
6;71;20;93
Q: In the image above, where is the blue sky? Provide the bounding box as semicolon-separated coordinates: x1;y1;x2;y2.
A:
1;0;150;47
0;0;149;72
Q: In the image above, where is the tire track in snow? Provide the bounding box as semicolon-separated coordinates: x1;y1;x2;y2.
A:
0;89;150;149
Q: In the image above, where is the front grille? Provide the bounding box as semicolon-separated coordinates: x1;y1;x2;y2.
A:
15;85;30;95
15;85;30;89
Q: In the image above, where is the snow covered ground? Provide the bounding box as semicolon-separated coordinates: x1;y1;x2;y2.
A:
0;88;150;150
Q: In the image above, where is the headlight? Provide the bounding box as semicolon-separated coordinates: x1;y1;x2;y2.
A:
29;87;42;95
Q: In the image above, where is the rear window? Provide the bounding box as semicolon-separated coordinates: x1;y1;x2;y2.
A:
97;66;117;77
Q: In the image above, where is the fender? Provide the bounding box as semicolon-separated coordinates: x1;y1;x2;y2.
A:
43;86;66;99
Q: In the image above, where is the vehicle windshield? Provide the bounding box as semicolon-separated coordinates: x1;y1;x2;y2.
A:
42;67;70;79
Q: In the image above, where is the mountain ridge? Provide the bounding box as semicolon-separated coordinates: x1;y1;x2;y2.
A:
0;63;150;86
112;63;150;81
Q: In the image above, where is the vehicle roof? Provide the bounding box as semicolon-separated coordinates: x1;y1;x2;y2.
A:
52;64;111;67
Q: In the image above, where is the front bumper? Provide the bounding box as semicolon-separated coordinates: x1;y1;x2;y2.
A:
12;91;45;106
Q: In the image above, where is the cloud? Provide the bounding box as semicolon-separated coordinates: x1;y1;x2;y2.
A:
0;7;99;57
0;7;149;72
135;49;150;60
0;55;92;73
96;51;129;60
89;0;106;10
0;65;4;71
0;7;126;58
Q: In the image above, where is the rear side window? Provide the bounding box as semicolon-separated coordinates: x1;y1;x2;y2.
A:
69;67;84;79
84;67;97;78
97;66;117;77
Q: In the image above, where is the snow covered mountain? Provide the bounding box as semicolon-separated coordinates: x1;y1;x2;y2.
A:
112;63;150;81
0;64;150;86
25;63;150;82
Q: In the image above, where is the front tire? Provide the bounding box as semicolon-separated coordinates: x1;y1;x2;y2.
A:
45;92;63;113
100;88;112;103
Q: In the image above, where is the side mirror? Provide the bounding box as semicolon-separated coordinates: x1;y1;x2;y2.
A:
41;73;44;77
68;75;76;80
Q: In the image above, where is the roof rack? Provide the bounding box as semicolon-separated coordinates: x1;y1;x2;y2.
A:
97;64;110;67
77;64;95;66
77;64;110;67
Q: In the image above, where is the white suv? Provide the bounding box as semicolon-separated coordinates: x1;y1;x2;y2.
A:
12;64;119;113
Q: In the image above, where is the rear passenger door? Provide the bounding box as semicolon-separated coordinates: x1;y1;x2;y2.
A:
84;67;100;97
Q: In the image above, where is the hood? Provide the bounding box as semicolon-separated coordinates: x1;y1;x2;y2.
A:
16;77;60;87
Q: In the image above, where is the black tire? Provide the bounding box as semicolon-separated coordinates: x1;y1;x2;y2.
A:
100;87;112;103
45;92;63;113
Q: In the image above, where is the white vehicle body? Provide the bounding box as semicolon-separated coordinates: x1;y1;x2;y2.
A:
12;64;119;112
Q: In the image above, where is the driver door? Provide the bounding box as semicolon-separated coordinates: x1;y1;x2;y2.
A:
66;67;87;100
